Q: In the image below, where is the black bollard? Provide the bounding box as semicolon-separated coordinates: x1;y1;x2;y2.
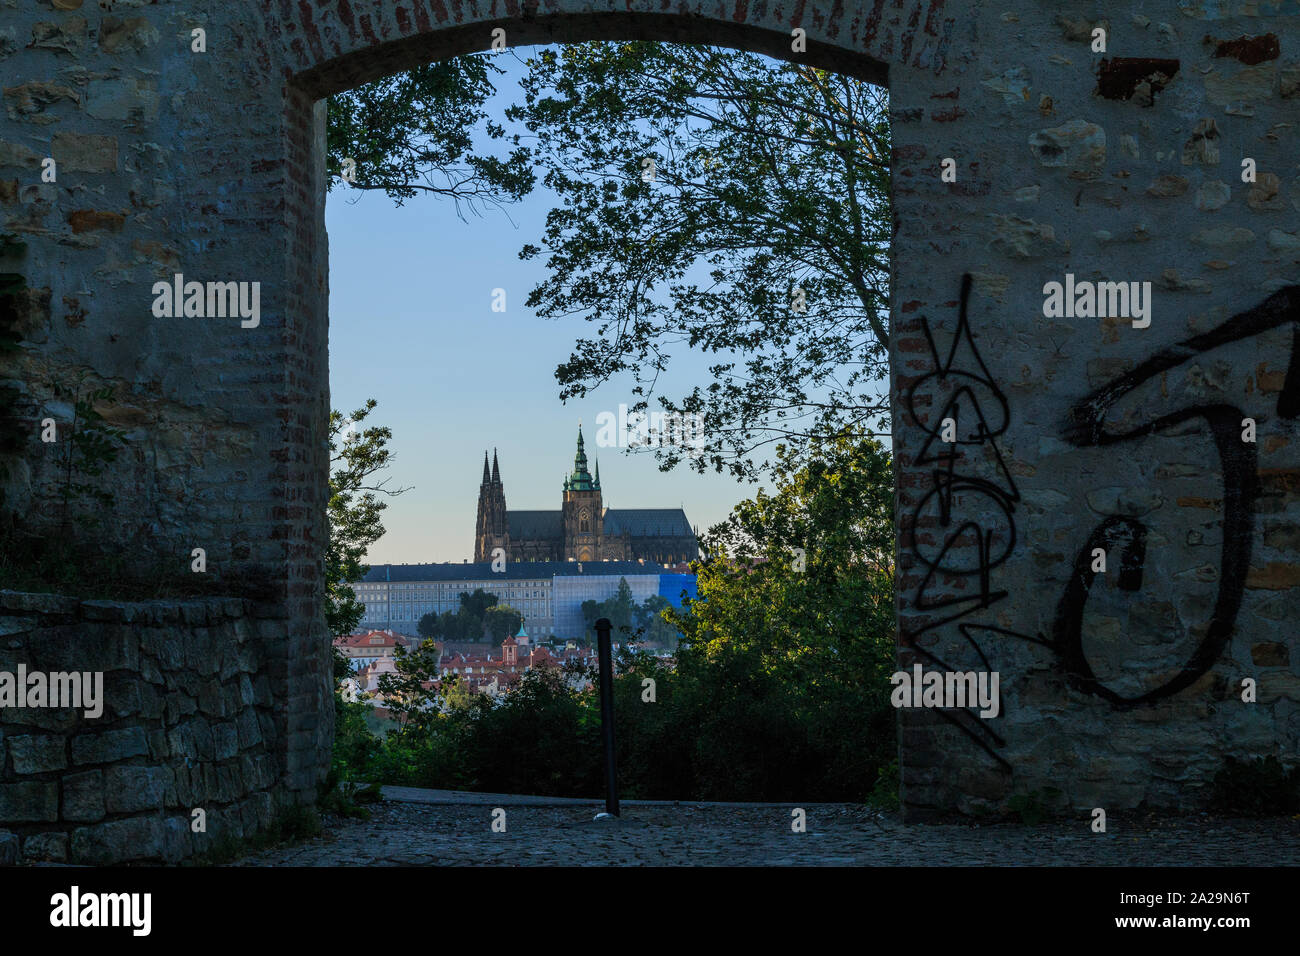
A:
594;618;620;817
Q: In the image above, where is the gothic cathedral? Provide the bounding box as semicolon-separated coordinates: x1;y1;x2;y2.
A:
474;427;700;565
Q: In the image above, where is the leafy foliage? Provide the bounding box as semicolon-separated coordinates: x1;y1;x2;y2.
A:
1211;756;1300;816
580;577;636;634
326;57;534;217
329;435;898;803
50;377;128;531
484;603;524;641
326;400;408;636
510;42;891;480
326;44;891;481
581;580;678;645
417;588;514;641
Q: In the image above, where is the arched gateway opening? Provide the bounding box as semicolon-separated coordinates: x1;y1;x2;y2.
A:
1;2;1296;863
278;4;907;823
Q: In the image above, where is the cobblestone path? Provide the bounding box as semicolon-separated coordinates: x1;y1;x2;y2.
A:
239;791;1300;866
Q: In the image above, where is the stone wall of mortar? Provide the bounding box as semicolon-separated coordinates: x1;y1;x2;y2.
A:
0;0;335;815
0;0;1296;830
0;592;283;864
888;4;1300;818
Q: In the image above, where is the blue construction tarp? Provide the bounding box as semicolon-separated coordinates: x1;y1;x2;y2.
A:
657;573;697;607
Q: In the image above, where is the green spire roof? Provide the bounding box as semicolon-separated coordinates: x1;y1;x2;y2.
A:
567;425;596;492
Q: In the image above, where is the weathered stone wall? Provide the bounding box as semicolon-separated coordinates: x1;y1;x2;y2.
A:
0;0;1295;852
0;592;278;863
888;4;1300;818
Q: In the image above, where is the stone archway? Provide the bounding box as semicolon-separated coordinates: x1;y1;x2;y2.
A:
1;2;1297;861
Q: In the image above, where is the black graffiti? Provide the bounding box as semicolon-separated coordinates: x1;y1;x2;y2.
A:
902;279;1300;770
1051;284;1300;707
901;274;1034;772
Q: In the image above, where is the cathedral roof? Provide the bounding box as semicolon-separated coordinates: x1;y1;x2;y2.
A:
604;508;695;538
507;510;563;541
363;561;655;582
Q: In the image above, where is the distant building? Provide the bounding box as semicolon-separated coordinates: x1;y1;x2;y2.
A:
474;427;700;564
333;629;421;671
551;573;661;639
437;626;602;697
354;560;696;641
356;625;679;710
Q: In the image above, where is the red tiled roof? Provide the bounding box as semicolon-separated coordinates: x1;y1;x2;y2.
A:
335;629;420;649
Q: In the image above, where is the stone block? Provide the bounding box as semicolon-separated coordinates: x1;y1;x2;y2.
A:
98;16;161;55
62;770;104;822
0;830;18;865
49;131;117;172
71;726;149;765
0;591;79;614
0;781;58;821
236;708;262;749
104;765;167;814
22;831;68;862
9;733;67;774
71;815;165;865
212;721;238;760
163;815;191;864
1252;642;1290;666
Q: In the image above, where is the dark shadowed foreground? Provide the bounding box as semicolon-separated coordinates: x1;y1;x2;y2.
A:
237;790;1300;867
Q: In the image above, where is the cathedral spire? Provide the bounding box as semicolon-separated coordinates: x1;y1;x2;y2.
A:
594;451;601;490
482;450;490;484
568;424;595;491
492;448;500;484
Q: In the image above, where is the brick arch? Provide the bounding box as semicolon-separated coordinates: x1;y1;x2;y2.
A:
268;0;976;96
270;3;936;808
2;0;1297;859
262;0;1300;822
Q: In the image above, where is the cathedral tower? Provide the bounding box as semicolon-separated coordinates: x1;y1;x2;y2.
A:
562;426;603;561
474;449;510;562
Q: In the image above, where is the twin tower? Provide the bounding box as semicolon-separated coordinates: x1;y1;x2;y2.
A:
473;427;700;566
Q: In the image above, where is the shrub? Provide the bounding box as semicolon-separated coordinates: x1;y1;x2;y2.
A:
1210;756;1300;816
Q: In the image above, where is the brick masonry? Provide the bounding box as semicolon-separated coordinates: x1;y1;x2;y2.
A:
0;592;277;863
0;1;1296;855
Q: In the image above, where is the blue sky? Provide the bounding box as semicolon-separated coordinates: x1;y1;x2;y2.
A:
327;48;761;565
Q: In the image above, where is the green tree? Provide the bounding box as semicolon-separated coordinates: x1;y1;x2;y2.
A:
484;603;524;642
417;611;441;639
440;672;475;713
605;578;636;634
666;429;897;797
376;638;447;737
510;43;891;479
327;400;408;636
326;57;534;216
327;44;890;480
458;587;498;621
579;578;636;637
634;594;678;646
438;609;466;641
674;429;894;665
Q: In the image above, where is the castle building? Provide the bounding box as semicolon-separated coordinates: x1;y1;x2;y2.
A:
354;560;697;639
473;427;700;565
